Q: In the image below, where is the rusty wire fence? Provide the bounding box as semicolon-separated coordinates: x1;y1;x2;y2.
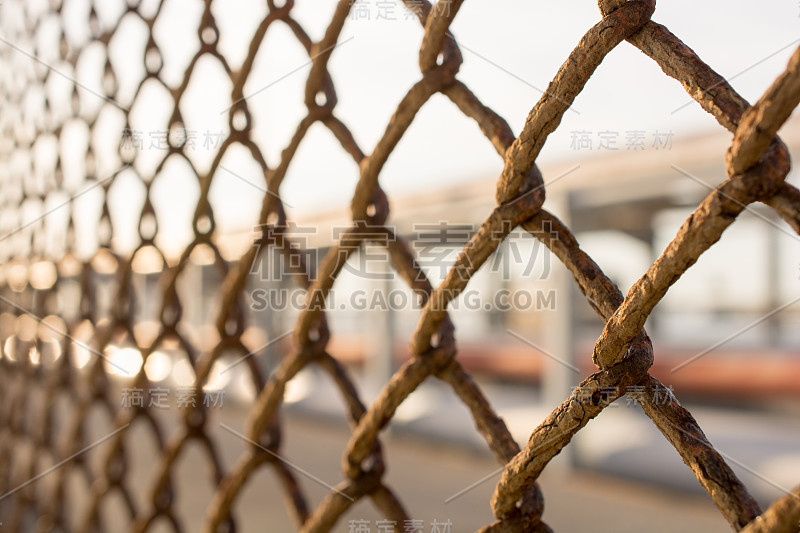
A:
0;0;799;531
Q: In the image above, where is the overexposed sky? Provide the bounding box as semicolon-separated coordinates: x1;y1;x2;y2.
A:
159;0;799;245
4;0;800;260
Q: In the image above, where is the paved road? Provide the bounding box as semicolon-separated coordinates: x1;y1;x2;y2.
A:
76;403;731;533
5;369;795;532
286;366;800;505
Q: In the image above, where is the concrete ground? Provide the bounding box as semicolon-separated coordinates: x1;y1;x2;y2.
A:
219;413;733;533
47;403;734;533
4;368;798;532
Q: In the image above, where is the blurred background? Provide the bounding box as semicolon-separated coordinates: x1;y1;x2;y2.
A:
0;0;799;531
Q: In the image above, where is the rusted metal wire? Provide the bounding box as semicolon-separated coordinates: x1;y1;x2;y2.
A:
0;0;799;531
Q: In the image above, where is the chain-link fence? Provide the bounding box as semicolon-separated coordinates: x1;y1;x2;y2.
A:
0;0;799;531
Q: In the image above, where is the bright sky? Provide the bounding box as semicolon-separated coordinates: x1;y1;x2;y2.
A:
5;0;800;263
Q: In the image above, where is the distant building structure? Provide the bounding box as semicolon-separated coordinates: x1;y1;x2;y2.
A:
207;118;800;403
